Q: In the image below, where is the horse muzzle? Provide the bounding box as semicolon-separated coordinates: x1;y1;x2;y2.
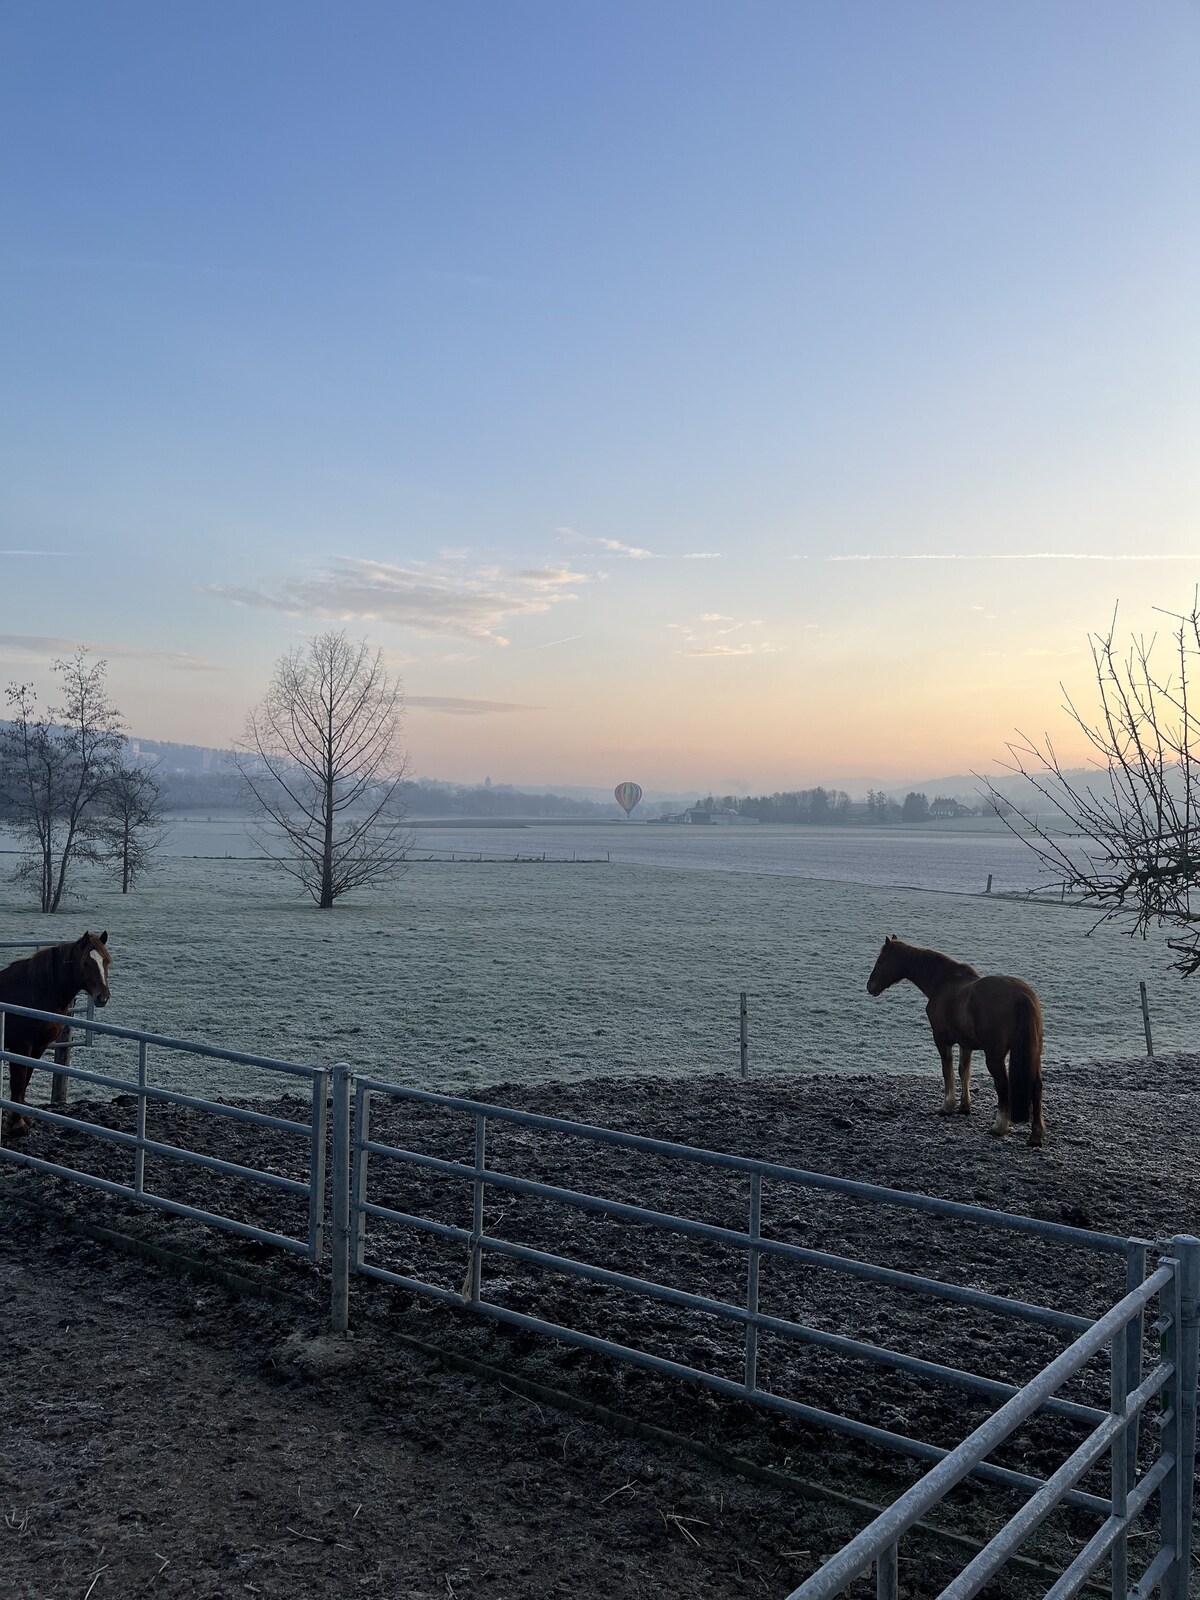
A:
94;993;109;1008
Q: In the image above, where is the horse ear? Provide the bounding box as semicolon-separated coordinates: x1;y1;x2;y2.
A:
98;931;107;945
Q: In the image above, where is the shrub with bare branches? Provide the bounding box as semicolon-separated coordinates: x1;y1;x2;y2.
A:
985;600;1200;974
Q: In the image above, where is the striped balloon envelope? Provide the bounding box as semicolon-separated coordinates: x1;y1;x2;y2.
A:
614;781;643;816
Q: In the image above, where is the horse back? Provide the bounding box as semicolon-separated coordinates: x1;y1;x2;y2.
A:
932;973;1042;1053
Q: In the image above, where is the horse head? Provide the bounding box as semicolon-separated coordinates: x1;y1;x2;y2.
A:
866;935;903;996
77;930;111;1007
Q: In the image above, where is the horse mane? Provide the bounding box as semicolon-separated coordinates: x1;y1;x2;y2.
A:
894;939;980;989
0;941;80;1005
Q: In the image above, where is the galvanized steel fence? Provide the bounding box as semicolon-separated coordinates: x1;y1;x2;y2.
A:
345;1077;1200;1599
2;1019;1197;1597
0;1001;328;1259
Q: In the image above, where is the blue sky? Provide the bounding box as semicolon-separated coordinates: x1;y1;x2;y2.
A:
2;2;1197;788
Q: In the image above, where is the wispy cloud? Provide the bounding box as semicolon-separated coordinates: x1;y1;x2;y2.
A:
683;552;721;560
0;634;218;671
205;557;589;647
669;616;782;658
826;552;1198;563
596;536;654;559
407;695;544;716
556;526;657;560
521;633;584;652
0;549;71;557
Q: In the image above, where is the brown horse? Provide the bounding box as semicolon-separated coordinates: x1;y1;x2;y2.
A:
0;931;111;1136
866;936;1045;1146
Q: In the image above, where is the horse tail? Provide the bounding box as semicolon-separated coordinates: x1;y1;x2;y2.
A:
1009;989;1043;1124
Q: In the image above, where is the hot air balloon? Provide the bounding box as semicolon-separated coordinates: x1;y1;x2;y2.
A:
614;781;643;817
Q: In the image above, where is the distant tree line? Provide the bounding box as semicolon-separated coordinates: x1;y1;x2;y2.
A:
710;787;853;824
398;782;620;820
155;772;635;821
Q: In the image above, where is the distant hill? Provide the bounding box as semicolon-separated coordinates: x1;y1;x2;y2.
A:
108;732;1121;821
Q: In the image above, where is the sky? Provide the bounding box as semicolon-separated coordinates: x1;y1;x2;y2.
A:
1;1;1197;793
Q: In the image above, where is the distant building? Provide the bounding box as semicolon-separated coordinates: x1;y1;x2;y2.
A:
929;797;974;820
648;806;758;826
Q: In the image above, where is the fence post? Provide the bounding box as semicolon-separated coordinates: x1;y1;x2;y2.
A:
0;1009;6;1150
744;1173;761;1394
330;1062;352;1335
740;992;749;1080
875;1540;898;1600
50;1023;71;1108
465;1112;487;1304
1124;1242;1146;1489
134;1040;148;1196
1140;982;1154;1058
1161;1235;1200;1600
351;1083;371;1268
1110;1322;1130;1599
308;1070;329;1261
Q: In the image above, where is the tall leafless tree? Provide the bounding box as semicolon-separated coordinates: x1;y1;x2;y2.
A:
236;632;410;907
102;761;168;893
985;600;1200;974
0;650;125;912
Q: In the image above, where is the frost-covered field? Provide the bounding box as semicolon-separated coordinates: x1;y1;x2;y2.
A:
1;829;1196;1103
155;813;1048;895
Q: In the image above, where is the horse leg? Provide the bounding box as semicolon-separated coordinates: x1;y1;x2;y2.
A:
937;1044;956;1114
5;1059;33;1137
1029;1066;1045;1148
986;1049;1011;1137
958;1048;973;1115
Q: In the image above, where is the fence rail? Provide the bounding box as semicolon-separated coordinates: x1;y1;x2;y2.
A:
1;1024;1197;1598
801;1247;1199;1600
0;1001;329;1259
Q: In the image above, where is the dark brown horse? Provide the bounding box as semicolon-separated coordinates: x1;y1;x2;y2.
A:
866;936;1045;1146
0;931;111;1135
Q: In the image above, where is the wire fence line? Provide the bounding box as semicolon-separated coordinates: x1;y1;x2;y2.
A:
1;1005;1197;1599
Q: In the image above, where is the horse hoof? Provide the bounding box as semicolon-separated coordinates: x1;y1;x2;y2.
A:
6;1115;30;1138
958;1103;971;1116
938;1104;956;1117
1030;1129;1045;1148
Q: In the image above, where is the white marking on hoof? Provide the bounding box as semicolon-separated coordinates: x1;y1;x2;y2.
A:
990;1113;1011;1138
939;1096;956;1116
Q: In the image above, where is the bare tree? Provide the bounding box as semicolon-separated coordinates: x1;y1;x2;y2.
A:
102;761;168;892
0;651;125;912
236;632;410;907
984;600;1200;973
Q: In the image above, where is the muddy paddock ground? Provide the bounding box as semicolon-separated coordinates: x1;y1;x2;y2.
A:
3;1057;1200;1599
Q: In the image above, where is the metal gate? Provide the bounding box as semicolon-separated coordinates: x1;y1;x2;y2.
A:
0;1000;328;1259
2;1032;1196;1596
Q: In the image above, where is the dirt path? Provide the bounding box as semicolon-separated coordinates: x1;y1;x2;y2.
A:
3;1056;1199;1598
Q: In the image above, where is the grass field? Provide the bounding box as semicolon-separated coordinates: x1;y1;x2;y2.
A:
1;848;1195;1102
